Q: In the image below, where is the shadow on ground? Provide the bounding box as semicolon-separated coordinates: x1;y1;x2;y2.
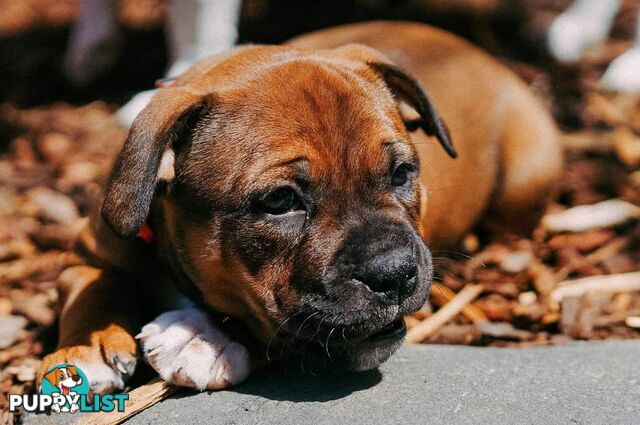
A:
227;368;382;403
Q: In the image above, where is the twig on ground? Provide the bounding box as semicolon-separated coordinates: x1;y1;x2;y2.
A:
551;271;640;307
430;282;488;323
553;236;630;282
0;251;83;284
542;199;640;233
625;316;640;329
406;284;484;343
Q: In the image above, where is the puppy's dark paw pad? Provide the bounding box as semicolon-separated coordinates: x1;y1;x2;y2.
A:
138;307;250;390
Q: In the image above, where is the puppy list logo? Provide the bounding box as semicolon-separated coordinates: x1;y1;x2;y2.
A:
9;364;128;414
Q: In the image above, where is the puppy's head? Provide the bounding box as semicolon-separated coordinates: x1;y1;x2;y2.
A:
102;45;454;370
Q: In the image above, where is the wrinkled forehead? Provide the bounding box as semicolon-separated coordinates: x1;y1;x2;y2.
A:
204;58;410;182
178;50;418;204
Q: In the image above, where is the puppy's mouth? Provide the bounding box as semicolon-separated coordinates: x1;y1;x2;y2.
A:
364;318;406;343
273;315;408;371
278;314;407;347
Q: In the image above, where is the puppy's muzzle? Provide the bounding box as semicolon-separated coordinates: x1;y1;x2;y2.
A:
350;247;418;304
278;219;430;370
334;220;425;306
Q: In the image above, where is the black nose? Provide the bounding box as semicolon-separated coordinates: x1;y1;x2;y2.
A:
353;248;418;302
73;375;81;382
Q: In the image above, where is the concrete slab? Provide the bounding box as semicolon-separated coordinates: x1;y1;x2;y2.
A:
25;341;640;424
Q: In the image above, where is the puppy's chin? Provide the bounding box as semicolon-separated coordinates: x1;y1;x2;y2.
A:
282;333;405;372
277;317;408;372
336;335;406;371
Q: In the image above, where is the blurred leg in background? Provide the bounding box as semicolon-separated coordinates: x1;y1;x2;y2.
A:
64;0;242;127
63;0;121;87
547;0;640;93
117;0;242;127
166;0;241;77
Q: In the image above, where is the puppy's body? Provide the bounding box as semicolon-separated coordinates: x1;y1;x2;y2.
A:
40;22;561;392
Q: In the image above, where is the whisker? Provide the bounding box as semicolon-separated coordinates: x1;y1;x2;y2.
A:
312;313;330;342
295;311;319;339
325;327;336;361
426;185;464;194
431;249;475;261
433;257;485;276
266;309;307;362
300;312;333;375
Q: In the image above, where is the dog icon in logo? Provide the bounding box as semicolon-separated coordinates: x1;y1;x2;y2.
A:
42;365;85;413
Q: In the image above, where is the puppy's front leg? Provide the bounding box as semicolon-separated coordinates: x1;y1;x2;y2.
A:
138;307;252;390
38;265;142;394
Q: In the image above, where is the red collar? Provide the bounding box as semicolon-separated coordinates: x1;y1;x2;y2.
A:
137;222;155;243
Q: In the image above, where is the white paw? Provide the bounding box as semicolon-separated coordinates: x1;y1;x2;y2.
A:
137;308;250;390
601;47;640;93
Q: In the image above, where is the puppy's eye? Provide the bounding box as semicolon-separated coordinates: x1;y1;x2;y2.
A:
391;163;417;186
260;187;301;215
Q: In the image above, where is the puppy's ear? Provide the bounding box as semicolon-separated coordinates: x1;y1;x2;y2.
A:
102;87;208;238
44;368;61;386
67;365;77;375
369;62;457;158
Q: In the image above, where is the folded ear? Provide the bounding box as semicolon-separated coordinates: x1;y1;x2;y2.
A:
369;61;457;158
102;87;208;238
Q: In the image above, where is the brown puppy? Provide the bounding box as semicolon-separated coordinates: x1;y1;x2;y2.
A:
39;21;561;392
